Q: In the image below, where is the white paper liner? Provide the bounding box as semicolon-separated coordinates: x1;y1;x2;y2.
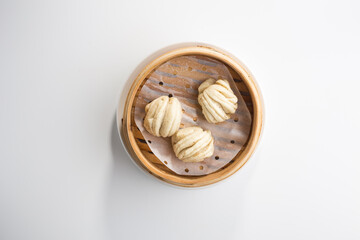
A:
134;55;252;176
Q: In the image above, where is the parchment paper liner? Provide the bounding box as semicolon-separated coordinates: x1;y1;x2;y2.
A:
134;55;252;176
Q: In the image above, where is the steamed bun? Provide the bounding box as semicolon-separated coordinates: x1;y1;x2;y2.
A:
198;78;238;123
144;96;182;137
171;126;214;162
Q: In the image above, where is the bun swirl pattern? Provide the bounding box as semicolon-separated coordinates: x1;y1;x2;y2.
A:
198;79;238;123
171;127;214;162
144;96;182;137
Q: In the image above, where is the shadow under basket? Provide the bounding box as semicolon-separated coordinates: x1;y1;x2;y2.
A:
119;44;264;188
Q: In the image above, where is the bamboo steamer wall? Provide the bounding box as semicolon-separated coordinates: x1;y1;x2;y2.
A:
118;44;263;187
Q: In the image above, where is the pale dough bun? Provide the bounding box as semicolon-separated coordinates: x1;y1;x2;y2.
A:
198;78;238;124
144;96;182;137
171;126;214;162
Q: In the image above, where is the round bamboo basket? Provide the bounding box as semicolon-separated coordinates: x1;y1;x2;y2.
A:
118;44;263;187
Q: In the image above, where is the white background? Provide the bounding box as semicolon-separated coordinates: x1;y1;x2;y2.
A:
1;0;359;239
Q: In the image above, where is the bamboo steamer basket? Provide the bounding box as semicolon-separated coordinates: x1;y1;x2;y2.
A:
118;43;263;188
